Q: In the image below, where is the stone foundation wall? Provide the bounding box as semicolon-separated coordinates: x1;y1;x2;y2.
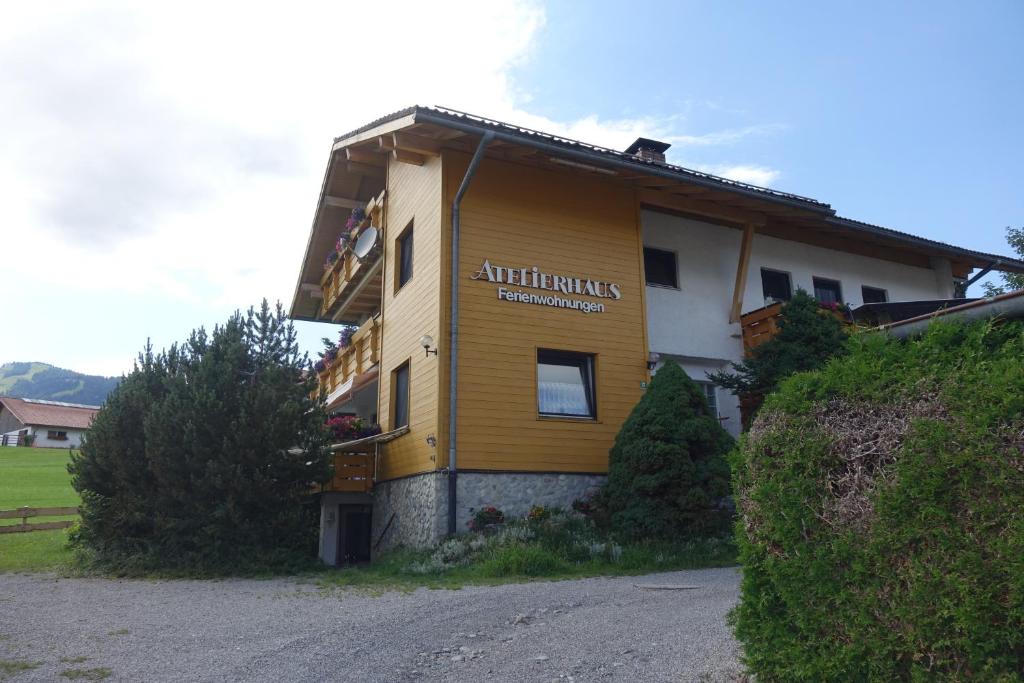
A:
371;472;447;553
331;470;610;559
455;471;606;531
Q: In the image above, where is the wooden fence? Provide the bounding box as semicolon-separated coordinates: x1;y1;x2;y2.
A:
0;506;79;534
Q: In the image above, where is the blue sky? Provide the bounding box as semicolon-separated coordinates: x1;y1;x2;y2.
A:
1;1;1021;377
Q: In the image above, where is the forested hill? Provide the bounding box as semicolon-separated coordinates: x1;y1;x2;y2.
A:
0;362;119;406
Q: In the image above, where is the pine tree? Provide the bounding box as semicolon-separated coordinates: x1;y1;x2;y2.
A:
600;360;733;539
708;289;848;398
69;301;331;573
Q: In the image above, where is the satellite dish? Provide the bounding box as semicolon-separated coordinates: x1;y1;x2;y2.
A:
353;227;379;259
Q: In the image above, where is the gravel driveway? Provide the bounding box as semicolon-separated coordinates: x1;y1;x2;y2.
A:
0;567;742;682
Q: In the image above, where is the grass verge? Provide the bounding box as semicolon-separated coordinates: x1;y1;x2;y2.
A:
321;513;736;591
0;447;78;573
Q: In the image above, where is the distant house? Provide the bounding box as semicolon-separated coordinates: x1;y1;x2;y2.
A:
0;397;99;448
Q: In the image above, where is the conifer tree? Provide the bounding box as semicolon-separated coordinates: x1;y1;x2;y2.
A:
69;301;331;573
708;289;848;398
600;360;733;539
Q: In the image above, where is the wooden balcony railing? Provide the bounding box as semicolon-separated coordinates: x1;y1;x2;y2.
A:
325;452;375;493
316;316;381;398
318;192;386;322
740;301;851;356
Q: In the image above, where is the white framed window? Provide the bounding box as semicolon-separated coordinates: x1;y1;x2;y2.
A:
697;381;718;417
643;247;678;288
813;276;843;304
861;285;888;304
761;268;793;303
537;349;596;419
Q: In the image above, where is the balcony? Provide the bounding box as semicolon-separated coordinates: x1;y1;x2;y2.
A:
320;249;383;322
318;191;386;323
325;452;375;493
740;301;851;356
316;316;381;408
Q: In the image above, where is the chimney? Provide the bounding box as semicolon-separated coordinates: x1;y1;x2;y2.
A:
624;137;671;164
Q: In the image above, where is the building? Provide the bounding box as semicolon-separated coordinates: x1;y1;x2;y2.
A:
0;397;99;448
289;106;1024;563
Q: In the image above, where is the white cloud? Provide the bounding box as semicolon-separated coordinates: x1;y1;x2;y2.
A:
670;124;785;147
703;164;782;187
0;0;786;373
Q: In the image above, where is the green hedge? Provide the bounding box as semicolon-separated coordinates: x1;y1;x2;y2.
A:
731;320;1024;680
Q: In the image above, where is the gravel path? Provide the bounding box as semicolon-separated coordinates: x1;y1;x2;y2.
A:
0;567;743;682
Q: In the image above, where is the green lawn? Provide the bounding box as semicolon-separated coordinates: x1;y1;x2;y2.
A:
0;447;78;572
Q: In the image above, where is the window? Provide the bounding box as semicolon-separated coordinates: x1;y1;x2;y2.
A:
697;382;718;417
47;430;68;441
537;350;596;419
813;277;843;304
392;361;410;429
643;247;678;288
761;268;792;302
861;285;888;304
397;222;414;289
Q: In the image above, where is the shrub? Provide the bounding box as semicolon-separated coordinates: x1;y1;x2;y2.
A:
68;301;331;574
708;290;848;412
731;320;1024;680
600;359;733;539
478;544;568;577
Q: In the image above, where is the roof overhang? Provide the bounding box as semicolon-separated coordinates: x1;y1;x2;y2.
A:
289;106;1024;319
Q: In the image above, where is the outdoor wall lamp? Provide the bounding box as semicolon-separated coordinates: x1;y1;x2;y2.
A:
646;352;661;371
420;335;438;357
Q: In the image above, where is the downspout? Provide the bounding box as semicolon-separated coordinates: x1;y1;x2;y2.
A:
448;132;494;535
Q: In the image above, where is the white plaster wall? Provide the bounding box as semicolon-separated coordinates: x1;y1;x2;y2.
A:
641;208;951;437
29;426;86;449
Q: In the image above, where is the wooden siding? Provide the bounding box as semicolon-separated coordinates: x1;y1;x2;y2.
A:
376;156;444;480
444;152;647;473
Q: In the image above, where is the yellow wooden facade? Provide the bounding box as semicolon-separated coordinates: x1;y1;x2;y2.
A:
441;152;648;473
374;156;446;481
294;109;1021;489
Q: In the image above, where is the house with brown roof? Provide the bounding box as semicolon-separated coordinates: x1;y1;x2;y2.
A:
289;106;1024;560
0;397;99;448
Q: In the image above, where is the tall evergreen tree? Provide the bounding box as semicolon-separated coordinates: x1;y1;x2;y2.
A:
69;301;331;573
600;360;733;539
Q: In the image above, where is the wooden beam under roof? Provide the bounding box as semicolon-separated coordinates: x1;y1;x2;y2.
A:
392;148;426;166
730;223;756;323
392;132;441;156
324;195;367;210
345;148;386;165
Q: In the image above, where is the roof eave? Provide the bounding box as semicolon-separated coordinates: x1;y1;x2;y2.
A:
412;108;836;217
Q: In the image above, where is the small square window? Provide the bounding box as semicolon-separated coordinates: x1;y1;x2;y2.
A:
392;361;410;429
643;247;678;288
537;350;596;419
813;277;843;304
761;268;792;302
861;285;888;304
397;222;414;290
